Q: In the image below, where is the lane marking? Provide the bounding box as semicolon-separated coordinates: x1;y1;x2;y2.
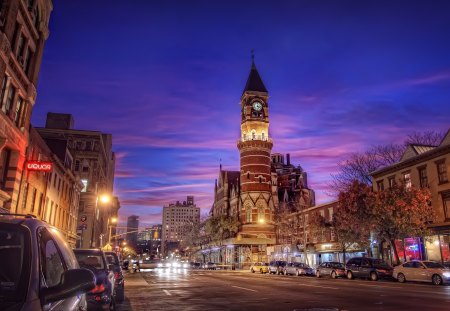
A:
231;285;258;292
297;283;338;290
163;289;172;296
352;282;402;289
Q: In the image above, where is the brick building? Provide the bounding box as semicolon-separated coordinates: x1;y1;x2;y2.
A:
0;0;52;212
209;60;315;267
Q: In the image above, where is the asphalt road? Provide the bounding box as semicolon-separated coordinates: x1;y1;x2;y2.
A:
117;269;450;311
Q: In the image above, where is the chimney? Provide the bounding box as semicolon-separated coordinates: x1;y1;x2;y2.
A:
286;153;291;165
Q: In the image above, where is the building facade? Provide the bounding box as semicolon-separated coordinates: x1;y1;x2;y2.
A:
162;196;200;256
36;113;117;248
0;0;52;212
371;129;450;265
137;224;162;257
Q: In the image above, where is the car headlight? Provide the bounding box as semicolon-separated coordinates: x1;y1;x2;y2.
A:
183;263;188;268
443;271;450;278
157;263;163;267
166;263;172;268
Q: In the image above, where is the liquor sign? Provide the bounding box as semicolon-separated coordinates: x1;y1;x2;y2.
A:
26;161;53;172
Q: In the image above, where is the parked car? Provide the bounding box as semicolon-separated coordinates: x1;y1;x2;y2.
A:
203;262;217;270
268;260;287;275
190;262;202;269
105;251;125;303
74;249;116;310
284;262;314;276
250;262;269;273
0;213;95;311
393;260;450;285
346;257;393;281
122;260;129;270
316;262;346;279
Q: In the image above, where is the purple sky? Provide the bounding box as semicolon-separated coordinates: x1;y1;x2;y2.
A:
32;1;450;227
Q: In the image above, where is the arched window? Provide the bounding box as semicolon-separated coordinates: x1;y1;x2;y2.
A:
251;130;256;140
258;206;264;222
261;131;265;141
246;205;252;223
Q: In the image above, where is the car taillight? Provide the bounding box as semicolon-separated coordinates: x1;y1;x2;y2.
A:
376;269;386;273
91;283;105;293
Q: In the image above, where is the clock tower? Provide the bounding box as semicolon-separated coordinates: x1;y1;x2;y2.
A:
237;59;276;241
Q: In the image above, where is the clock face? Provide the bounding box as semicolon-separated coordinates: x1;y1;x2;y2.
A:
252;101;263;111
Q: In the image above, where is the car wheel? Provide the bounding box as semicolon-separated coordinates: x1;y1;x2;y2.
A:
370;272;378;281
331;271;337;279
347;271;354;280
316;270;320;278
432;274;443;285
251;268;255;273
397;273;406;283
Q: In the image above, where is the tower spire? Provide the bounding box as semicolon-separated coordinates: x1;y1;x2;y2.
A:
243;52;267;94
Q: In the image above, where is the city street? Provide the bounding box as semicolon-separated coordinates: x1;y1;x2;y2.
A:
117;269;450;311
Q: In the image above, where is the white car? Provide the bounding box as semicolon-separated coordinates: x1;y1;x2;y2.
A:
393;260;450;285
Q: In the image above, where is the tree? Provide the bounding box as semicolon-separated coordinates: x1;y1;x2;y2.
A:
372;183;434;265
204;215;240;263
329;130;445;195
333;181;374;262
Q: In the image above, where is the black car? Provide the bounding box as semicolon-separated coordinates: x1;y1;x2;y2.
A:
105;251;124;303
74;249;116;310
346;257;393;281
0;213;95;311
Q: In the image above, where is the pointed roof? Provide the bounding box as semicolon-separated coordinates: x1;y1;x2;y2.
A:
243;60;268;94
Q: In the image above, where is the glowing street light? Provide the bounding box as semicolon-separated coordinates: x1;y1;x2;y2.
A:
99;194;111;204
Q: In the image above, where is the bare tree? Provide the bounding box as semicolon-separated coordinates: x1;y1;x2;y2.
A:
329;130;445;195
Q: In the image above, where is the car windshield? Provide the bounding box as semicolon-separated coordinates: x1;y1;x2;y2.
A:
0;224;30;304
74;252;105;269
423;261;446;269
105;253;119;265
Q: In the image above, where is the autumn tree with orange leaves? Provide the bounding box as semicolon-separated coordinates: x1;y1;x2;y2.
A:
372;183;434;265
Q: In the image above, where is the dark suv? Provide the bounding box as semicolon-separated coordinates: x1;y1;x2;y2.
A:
268;260;287;275
74;249;116;310
346;257;393;281
105;251;124;303
0;213;95;311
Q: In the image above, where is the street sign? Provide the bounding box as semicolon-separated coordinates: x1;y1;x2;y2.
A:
80;215;87;222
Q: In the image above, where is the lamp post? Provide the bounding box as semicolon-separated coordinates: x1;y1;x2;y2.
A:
108;217;117;246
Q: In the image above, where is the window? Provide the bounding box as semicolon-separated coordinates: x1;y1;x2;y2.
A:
328;207;333;221
30;187;36;212
39;229;65;288
258;206;264;222
14;97;26;128
376;180;384;191
0;148;10;189
0;76;7;107
2;84;15;115
388;176;395;188
403;172;411;189
251;131;256;140
443;192;450;220
436;160;448;184
85;141;92;150
246;205;252;223
25;48;33;75
21;183;28;211
74;160;80;171
418;166;428;188
37;193;43;216
16;33;25;60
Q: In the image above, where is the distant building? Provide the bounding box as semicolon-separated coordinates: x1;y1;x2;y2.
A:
137;224;162;257
127;215;139;250
162;196;200;256
36;113;117;248
0;0;53;212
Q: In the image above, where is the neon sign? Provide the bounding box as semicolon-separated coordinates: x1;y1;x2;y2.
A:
26;161;53;172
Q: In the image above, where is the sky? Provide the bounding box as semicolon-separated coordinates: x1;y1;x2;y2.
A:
32;0;450;227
